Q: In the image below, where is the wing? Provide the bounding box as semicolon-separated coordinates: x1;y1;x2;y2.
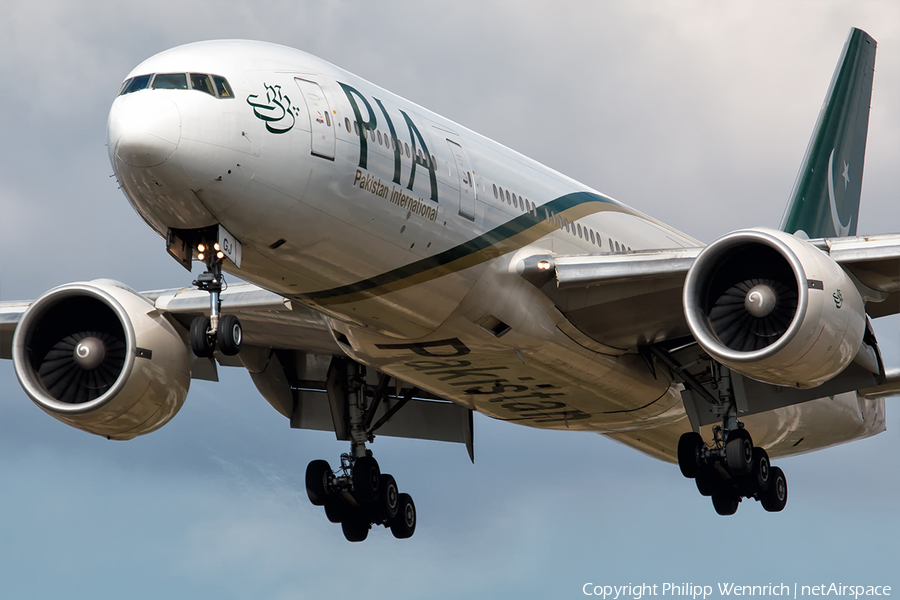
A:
524;231;899;438
531;233;899;351
1;280;474;457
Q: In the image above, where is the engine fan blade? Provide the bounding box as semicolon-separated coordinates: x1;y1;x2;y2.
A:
37;331;127;404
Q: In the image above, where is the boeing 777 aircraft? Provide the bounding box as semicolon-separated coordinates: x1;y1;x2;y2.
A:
1;28;897;542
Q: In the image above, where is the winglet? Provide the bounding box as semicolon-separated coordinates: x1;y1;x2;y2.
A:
780;28;876;239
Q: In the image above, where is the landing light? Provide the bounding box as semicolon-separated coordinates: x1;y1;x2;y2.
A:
197;253;205;261
214;243;220;251
197;244;206;253
216;251;225;259
537;260;551;270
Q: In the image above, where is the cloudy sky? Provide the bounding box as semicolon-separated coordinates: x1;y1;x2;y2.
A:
1;1;897;599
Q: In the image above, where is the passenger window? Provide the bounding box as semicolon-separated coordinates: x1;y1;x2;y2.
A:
123;74;152;94
590;230;595;244
577;224;582;238
212;75;233;98
190;73;215;96
324;112;331;126
345;117;351;131
377;130;383;145
505;190;511;204
152;73;188;89
493;184;498;199
354;121;359;135
405;142;410;158
513;194;518;209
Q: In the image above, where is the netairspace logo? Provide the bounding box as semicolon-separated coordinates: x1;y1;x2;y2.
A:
582;583;892;600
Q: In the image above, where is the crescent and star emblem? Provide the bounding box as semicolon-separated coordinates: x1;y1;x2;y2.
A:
827;148;852;237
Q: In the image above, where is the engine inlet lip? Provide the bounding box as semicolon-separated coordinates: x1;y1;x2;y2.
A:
683;229;810;364
12;283;137;415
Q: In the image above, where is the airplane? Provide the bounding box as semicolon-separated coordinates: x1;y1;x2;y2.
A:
1;27;897;542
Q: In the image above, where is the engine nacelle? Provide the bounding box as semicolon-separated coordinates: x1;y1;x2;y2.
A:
12;279;191;439
683;228;866;389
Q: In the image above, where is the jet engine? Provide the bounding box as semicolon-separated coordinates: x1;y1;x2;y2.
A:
12;279;191;439
683;228;866;389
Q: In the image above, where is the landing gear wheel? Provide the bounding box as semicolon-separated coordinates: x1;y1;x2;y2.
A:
390;493;416;539
305;460;333;506
712;491;740;516
746;447;770;494
760;466;788;512
341;515;370;542
324;500;347;524
726;429;754;474
217;314;242;356
377;474;399;521
190;316;214;358
695;472;718;497
352;456;381;503
677;432;704;478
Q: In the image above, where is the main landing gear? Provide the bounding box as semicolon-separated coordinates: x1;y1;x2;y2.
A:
189;242;242;358
648;344;788;516
677;421;787;515
305;361;416;542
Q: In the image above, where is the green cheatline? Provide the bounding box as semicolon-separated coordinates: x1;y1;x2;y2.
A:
304;191;629;305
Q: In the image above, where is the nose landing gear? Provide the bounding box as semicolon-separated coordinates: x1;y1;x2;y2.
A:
189;244;242;358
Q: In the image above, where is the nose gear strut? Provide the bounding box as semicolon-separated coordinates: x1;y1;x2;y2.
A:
189;242;242;358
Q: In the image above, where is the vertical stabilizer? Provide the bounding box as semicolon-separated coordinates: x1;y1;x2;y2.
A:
780;28;876;239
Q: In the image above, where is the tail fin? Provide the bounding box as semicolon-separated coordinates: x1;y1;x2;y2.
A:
780;28;876;239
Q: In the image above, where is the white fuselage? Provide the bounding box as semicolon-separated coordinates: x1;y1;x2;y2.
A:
107;40;884;462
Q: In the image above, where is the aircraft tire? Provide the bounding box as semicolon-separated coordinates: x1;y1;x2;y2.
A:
677;432;704;478
217;314;242;356
695;472;718;497
190;316;214;358
324;499;347;524
712;491;740;516
725;430;753;474
760;467;788;512
376;474;399;521
341;515;370;542
352;456;380;503
745;447;770;494
390;493;416;539
305;460;332;506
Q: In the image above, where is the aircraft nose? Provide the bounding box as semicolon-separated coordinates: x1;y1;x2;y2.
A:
109;94;181;168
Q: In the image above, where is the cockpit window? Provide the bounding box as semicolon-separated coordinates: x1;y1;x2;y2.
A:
212;75;233;98
152;73;188;89
120;74;152;95
190;73;215;96
116;72;232;99
117;78;133;96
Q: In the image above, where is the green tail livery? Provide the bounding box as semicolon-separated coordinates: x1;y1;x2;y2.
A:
781;28;876;239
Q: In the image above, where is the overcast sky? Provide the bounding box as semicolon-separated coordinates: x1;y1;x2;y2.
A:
1;1;898;599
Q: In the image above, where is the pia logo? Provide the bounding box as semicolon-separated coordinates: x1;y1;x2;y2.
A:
833;289;843;309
